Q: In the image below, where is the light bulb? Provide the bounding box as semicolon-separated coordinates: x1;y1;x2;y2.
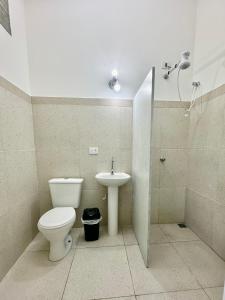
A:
114;81;121;92
112;69;118;78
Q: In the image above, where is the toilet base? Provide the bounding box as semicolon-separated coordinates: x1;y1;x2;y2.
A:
49;234;72;261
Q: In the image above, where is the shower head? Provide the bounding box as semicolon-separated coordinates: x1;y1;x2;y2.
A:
179;51;191;70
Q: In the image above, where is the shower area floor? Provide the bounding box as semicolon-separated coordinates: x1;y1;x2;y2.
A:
0;224;224;300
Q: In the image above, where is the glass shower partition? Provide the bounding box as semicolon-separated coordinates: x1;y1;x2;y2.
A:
132;67;155;267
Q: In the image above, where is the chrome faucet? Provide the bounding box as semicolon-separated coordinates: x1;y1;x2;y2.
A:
111;157;115;175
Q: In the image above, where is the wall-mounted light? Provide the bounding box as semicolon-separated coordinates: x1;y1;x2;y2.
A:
108;69;121;93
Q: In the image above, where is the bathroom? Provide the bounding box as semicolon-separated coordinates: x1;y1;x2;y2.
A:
0;0;225;299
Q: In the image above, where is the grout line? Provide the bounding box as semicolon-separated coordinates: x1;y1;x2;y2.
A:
94;296;135;300
134;288;209;298
203;285;224;289
60;233;81;300
170;240;204;289
202;288;212;300
76;243;125;250
149;239;199;245
122;229;136;297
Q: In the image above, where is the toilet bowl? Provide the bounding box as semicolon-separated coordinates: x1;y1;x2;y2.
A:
38;207;76;261
37;177;83;261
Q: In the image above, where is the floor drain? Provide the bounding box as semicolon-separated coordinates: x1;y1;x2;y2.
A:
177;223;187;228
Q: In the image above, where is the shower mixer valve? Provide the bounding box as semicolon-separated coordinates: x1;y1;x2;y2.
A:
160;157;166;162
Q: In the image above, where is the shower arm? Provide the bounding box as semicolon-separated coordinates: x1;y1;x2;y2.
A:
163;62;179;79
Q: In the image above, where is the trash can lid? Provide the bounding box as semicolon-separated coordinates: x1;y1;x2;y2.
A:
82;208;101;220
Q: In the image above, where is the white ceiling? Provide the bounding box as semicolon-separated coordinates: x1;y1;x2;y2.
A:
25;0;197;99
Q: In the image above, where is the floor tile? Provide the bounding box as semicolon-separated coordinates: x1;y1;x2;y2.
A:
77;226;124;248
26;228;81;251
126;244;200;295
62;246;134;300
105;297;136;300
204;287;224;300
150;225;169;244
0;250;75;300
160;224;199;242
122;226;138;245
136;289;209;299
25;232;49;251
173;241;225;288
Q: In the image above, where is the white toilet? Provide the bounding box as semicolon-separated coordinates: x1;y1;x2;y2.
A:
38;178;83;261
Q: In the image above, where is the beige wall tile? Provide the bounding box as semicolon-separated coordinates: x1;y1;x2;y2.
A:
34;103;132;227
185;189;213;246
151;148;160;188
151;108;161;148
216;149;225;206
119;188;132;226
188;148;219;201
0;152;8;217
212;202;225;260
78;105;120;149
151;106;189;225
39;190;52;215
0;214;14;281
159;187;185;223
79;146;118;191
0;84;39;280
32;104;80;151
36;148;80;195
158;108;189;149
150;188;159;224
160;149;187;188
119;107;132;149
0;105;35;151
188;95;225;149
5;151;38;208
187;93;225;259
8;202;33;262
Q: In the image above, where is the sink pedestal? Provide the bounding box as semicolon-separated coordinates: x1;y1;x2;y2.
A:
95;172;131;237
108;186;118;236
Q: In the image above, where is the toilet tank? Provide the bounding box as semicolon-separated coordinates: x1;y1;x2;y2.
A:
48;178;84;208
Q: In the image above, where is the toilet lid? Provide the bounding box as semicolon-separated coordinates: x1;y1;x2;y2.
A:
38;207;76;229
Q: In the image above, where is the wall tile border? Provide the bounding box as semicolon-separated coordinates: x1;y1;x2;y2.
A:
1;74;225;109
154;100;190;108
31;97;133;107
195;83;225;106
0;75;30;102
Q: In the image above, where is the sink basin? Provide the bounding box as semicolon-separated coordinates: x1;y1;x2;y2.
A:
95;172;131;187
95;172;131;236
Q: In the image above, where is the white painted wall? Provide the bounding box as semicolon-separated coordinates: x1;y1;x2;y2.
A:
24;0;196;100
0;0;30;93
193;0;225;96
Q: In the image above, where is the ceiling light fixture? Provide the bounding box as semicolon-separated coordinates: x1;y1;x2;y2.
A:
108;69;121;93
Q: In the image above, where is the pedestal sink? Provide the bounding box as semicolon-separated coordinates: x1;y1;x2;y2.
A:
95;172;131;236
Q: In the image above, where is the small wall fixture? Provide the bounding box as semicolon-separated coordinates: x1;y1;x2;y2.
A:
108;69;121;92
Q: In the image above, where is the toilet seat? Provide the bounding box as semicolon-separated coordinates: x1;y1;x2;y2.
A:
38;207;76;229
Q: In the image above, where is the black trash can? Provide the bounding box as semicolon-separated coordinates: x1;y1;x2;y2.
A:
82;208;102;241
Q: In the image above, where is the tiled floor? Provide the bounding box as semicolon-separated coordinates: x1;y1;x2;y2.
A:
0;224;224;300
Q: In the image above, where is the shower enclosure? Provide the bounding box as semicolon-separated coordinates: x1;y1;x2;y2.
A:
132;67;155;266
132;66;190;267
